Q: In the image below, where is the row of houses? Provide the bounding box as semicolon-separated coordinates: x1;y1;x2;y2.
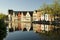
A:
33;10;54;21
8;10;33;23
8;9;54;32
8;10;54;22
33;10;54;32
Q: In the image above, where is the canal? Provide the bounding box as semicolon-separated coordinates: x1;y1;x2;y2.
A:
4;31;41;40
3;22;60;40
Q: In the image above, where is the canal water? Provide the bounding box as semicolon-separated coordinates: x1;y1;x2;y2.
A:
4;31;41;40
3;22;60;40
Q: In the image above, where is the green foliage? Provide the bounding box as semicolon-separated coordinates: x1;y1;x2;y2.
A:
0;14;7;40
52;1;60;16
40;0;60;16
0;14;6;19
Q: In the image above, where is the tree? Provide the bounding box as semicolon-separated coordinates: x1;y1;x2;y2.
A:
0;14;7;40
42;0;60;21
52;0;60;20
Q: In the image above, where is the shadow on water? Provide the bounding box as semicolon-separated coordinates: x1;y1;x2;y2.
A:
37;31;60;40
0;19;7;40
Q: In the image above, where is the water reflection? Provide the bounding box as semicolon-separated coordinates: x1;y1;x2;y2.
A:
6;22;60;40
21;22;31;31
8;22;55;32
7;22;60;33
33;24;54;33
8;22;32;32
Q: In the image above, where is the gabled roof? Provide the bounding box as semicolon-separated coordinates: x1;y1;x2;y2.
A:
8;10;33;17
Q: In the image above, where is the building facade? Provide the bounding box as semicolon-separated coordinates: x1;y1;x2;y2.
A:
33;9;54;32
8;10;33;30
8;9;54;32
33;11;37;21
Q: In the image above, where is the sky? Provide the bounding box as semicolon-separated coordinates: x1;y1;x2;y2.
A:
0;0;54;15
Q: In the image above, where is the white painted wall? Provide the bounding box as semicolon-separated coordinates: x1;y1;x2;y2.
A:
41;14;44;20
12;12;15;22
45;14;49;21
26;12;31;22
33;11;37;21
41;14;49;21
8;14;11;21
